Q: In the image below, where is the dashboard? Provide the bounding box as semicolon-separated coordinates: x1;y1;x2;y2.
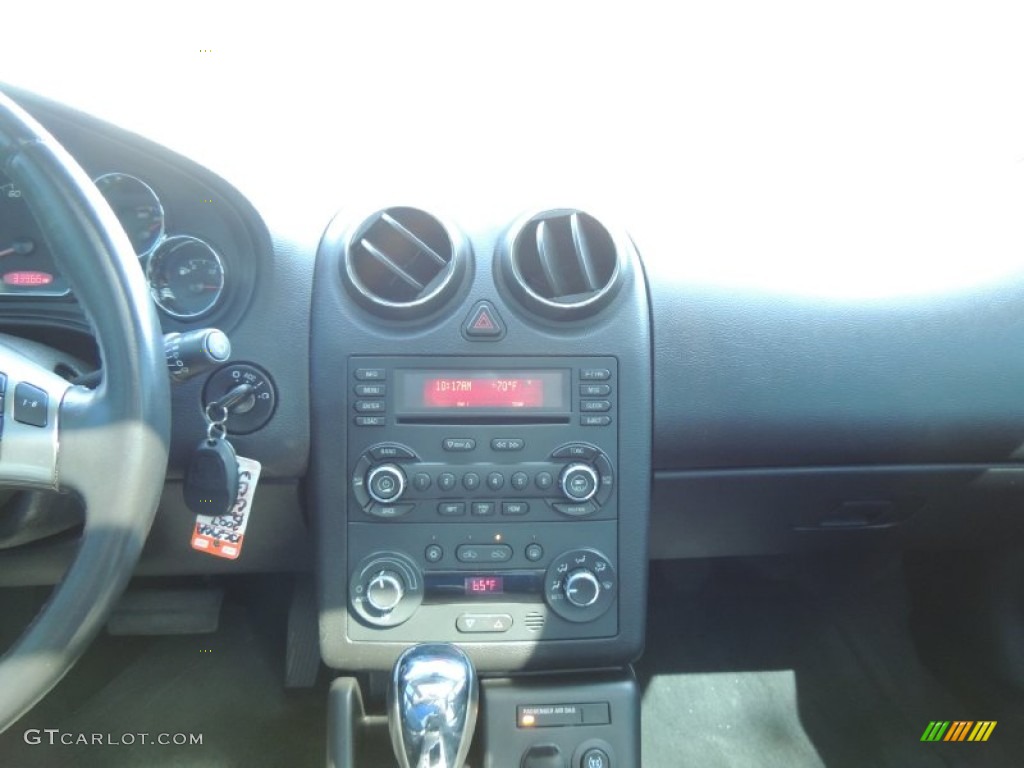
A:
0;81;1023;593
2;61;1024;645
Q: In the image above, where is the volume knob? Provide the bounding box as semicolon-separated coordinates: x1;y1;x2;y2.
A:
367;463;406;503
559;463;599;502
366;570;405;613
564;569;601;608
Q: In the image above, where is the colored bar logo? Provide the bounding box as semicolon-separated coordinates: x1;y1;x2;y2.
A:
921;721;997;742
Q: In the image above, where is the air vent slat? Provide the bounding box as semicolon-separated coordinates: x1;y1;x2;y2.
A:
359;238;426;291
381;213;448;267
501;209;623;321
342;207;464;319
570;212;599;292
535;220;566;296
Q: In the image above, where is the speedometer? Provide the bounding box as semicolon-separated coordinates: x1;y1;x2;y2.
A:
93;172;165;256
0;173;71;296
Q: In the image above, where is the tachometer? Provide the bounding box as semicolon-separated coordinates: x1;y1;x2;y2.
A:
0;173;70;296
93;172;164;256
146;235;225;319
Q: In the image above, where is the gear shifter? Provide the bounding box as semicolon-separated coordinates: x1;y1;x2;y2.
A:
389;643;478;768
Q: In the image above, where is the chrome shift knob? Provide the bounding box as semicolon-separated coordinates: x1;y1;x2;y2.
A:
388;643;478;768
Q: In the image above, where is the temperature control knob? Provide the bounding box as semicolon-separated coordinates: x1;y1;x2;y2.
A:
564;569;601;608
366;570;405;613
559;463;599;502
367;464;406;504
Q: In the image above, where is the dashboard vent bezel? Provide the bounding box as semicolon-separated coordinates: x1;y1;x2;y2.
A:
342;206;468;320
498;209;626;321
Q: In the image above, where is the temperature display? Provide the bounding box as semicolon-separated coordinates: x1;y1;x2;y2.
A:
465;576;504;595
396;370;568;413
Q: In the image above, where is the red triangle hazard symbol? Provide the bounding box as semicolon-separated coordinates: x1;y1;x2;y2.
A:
472;309;496;331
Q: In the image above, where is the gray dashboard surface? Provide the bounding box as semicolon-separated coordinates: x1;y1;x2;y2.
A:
649;275;1024;470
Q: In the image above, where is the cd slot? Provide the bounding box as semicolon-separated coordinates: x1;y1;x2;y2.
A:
396;416;571;426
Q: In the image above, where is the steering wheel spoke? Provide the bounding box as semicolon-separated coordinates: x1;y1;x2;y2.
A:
0;340;70;490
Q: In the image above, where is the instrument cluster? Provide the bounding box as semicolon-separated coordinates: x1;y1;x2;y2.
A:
0;170;226;320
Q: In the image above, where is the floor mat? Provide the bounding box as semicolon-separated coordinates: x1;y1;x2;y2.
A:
0;583;326;768
636;554;1024;768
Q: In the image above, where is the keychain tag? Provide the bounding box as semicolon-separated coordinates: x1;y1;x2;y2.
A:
191;455;262;560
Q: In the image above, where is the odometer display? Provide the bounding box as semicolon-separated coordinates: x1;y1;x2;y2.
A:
396;369;569;413
0;173;71;297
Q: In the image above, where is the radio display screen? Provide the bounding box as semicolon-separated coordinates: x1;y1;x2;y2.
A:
396;370;569;414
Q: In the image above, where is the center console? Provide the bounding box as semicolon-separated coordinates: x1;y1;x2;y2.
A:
311;206;651;765
346;355;620;644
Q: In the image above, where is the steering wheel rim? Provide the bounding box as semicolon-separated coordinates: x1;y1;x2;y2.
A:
0;91;170;731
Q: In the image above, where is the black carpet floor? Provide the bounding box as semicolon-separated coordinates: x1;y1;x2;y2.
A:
635;553;1024;768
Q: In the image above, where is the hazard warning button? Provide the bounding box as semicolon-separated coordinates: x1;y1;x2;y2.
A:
462;300;506;340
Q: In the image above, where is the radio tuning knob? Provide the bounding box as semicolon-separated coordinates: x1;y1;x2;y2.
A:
366;463;407;504
366;570;405;613
559;463;599;503
564;569;602;608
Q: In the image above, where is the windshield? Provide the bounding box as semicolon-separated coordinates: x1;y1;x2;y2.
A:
3;2;1024;297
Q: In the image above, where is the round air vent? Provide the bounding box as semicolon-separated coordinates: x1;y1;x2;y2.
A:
498;209;625;321
342;207;467;319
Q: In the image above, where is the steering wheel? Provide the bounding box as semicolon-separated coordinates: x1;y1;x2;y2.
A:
0;92;170;730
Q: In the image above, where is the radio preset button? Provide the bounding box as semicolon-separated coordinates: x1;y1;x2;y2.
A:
510;471;530;491
438;502;466;516
487;472;505;491
535;472;554;491
443;438;476;452
471;501;496;516
412;472;432;492
370;444;415;461
525;543;544;561
580;399;612;413
580;368;611;381
491;438;524;451
580;383;611;397
425;544;444;563
462;472;481;491
355;383;386;397
437;473;457;492
456;544;513;563
581;415;612;427
367;464;406;503
502;501;530;516
354;368;386;381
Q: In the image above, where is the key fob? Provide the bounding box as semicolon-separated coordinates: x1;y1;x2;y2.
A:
184;438;239;517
